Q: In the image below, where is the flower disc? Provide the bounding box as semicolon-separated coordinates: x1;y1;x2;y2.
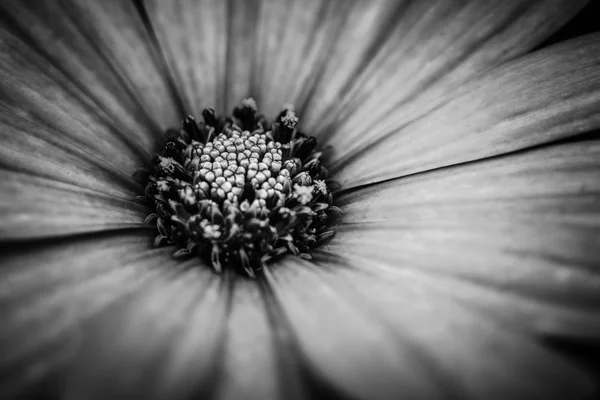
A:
144;99;341;276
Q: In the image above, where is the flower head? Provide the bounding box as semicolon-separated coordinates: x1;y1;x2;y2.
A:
1;1;600;399
145;100;339;276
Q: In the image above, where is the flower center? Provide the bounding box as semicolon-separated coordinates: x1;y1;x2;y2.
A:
143;99;342;277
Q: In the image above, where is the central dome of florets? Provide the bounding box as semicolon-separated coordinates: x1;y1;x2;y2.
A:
143;99;342;277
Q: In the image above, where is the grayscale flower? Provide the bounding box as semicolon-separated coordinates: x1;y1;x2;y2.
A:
1;1;600;399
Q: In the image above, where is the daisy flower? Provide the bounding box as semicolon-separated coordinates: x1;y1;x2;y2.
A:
1;0;600;399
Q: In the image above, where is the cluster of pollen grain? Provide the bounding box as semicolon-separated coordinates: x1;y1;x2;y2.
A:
142;99;342;277
188;130;290;206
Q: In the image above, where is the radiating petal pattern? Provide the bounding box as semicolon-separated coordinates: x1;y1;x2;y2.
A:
0;27;146;175
0;169;148;240
0;0;182;160
265;259;594;400
0;231;179;399
264;259;447;400
249;0;354;116
0;1;184;239
0;109;149;239
310;0;588;178
332;33;600;188
0;110;139;196
143;0;354;116
1;1;599;400
328;140;600;337
64;264;228;400
142;0;228;113
142;0;586;122
223;0;261;112
213;280;283;400
305;0;588;137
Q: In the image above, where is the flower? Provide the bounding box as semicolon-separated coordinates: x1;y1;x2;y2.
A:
1;0;600;399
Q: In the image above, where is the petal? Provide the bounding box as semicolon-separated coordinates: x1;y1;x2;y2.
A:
0;231;175;399
332;33;600;188
63;264;229;399
223;0;261;111
0;111;148;239
265;259;593;399
144;0;358;116
0;29;146;174
264;260;445;400
213;280;282;400
0;110;140;197
142;0;228;113
0;0;181;157
251;0;354;117
144;0;585;121
303;0;587;134
0;2;176;239
330;140;600;337
0;170;148;240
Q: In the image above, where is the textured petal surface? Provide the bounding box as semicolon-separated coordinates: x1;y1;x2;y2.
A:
222;0;261;112
329;140;600;338
64;262;228;400
250;0;354;117
0;169;148;240
0;1;181;238
213;280;283;400
0;109;149;239
1;2;597;399
143;0;586;121
143;0;228;113
0;231;178;399
143;0;354;116
305;0;588;137
0;27;146;176
0;0;182;147
265;259;593;400
332;33;600;188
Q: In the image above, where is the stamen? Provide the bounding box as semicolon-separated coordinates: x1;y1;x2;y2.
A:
143;99;342;277
281;109;299;130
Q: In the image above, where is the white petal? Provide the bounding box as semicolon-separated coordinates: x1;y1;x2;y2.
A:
0;231;175;399
222;0;262;112
330;140;600;337
63;263;227;399
144;0;360;116
305;0;587;135
144;0;267;113
0;170;148;240
251;0;355;117
264;260;445;399
0;111;149;239
0;111;141;197
265;259;593;399
214;279;292;400
0;0;181;157
332;33;600;187
143;0;228;113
